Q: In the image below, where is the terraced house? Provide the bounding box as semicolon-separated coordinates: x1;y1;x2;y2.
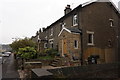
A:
31;0;120;65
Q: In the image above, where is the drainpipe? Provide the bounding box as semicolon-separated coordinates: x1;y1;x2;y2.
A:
80;32;83;65
78;5;83;65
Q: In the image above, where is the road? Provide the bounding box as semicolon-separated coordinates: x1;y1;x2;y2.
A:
2;54;19;79
0;63;2;80
0;57;8;80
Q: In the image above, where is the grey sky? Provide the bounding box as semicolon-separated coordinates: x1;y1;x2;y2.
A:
0;0;119;44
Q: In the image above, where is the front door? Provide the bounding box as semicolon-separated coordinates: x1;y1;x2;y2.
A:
62;39;67;56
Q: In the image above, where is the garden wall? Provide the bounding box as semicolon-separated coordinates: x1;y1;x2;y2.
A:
31;63;120;79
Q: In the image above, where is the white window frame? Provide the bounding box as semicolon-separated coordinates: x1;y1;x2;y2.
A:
87;31;94;46
50;28;53;36
45;36;48;40
74;40;78;49
73;14;78;26
49;39;54;48
44;43;47;48
109;19;114;27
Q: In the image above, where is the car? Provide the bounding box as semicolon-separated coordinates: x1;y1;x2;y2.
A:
6;52;12;55
0;53;3;57
0;56;2;64
0;53;3;64
2;52;10;57
3;53;9;57
0;52;5;57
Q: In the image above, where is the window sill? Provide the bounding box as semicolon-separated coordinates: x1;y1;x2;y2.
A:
50;35;53;37
74;47;78;49
87;43;94;46
110;26;115;28
73;24;78;27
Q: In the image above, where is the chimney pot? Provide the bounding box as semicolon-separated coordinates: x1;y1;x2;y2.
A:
64;4;72;15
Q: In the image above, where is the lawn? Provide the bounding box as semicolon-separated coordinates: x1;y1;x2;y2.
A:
38;56;54;60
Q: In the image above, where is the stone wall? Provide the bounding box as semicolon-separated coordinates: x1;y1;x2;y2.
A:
31;63;120;79
59;30;81;60
48;63;119;78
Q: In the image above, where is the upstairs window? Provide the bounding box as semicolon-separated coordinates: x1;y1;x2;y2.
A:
87;31;94;45
60;22;66;30
109;19;114;27
60;24;62;31
50;28;53;36
74;40;78;49
73;14;78;26
45;36;48;40
37;35;40;42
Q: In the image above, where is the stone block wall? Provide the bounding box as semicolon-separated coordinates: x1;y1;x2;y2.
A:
48;63;119;79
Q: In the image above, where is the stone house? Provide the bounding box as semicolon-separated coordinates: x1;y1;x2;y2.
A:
32;0;120;64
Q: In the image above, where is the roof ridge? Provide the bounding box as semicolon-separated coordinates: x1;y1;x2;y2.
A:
82;0;98;7
82;0;120;14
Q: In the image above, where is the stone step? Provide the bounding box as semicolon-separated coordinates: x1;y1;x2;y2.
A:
56;58;61;60
53;60;60;62
52;61;58;64
50;64;57;67
50;57;61;67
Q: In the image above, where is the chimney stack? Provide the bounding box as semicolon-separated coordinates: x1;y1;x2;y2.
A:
42;27;46;32
64;5;72;15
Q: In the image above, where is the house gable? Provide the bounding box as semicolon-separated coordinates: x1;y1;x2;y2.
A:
81;0;120;17
58;27;71;37
58;27;81;37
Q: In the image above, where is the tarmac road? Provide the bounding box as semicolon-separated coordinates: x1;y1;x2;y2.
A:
0;63;2;80
2;53;19;79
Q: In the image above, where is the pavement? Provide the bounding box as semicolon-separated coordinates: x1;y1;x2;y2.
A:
2;54;20;79
0;64;2;80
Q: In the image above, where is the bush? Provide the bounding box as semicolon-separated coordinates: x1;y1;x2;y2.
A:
44;48;58;57
18;47;36;59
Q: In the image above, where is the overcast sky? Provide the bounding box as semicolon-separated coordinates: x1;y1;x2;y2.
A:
0;0;119;44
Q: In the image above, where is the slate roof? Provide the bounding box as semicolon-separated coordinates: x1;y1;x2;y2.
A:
67;27;82;34
45;0;119;30
58;27;82;37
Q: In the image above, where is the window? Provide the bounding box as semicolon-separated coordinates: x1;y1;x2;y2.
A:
87;31;94;45
60;24;62;31
88;34;93;43
73;14;78;26
49;39;54;48
50;42;53;48
44;43;47;48
74;40;78;49
109;19;114;27
50;28;53;36
51;43;53;48
60;22;66;30
60;22;63;30
45;36;47;40
37;35;40;42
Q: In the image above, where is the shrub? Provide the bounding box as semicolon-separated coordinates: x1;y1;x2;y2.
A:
44;48;58;57
18;47;36;59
